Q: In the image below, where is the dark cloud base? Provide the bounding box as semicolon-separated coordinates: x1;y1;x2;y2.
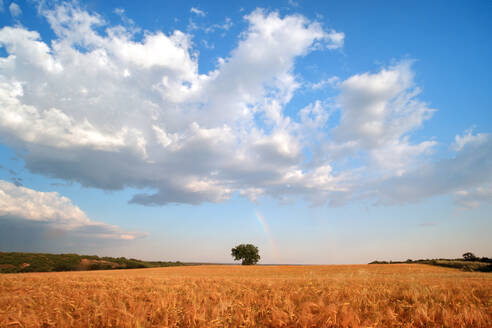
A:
0;216;135;254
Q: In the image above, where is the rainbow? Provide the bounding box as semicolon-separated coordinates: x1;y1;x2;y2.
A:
255;210;280;261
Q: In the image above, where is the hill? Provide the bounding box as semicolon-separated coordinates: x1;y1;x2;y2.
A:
0;252;186;273
369;257;492;272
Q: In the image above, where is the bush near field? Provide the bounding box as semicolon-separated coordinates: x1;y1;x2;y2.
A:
0;252;186;273
369;256;492;272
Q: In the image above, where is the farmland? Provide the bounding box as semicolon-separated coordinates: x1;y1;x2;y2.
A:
1;264;491;327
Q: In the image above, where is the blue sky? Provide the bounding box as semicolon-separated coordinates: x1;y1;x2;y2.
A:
0;0;490;264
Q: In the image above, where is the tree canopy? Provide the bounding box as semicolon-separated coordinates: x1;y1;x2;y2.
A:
231;244;260;265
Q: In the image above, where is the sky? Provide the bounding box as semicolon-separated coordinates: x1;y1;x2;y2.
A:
0;0;491;264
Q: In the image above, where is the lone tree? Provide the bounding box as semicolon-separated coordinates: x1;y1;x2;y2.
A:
463;252;477;261
231;244;260;265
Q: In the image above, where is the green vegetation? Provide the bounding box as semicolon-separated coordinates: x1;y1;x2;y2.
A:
370;252;492;272
0;252;186;273
231;244;260;265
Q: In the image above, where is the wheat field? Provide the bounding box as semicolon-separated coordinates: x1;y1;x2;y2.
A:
0;264;491;327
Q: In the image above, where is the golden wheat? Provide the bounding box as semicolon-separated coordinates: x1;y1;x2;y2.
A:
0;264;491;327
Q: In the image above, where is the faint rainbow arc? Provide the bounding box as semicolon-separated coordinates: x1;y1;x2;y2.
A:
254;210;280;262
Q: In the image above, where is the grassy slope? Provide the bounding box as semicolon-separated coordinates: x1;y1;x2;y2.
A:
370;258;492;272
428;259;492;272
0;252;186;273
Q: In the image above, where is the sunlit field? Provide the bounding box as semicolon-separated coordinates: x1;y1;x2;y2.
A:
1;264;491;327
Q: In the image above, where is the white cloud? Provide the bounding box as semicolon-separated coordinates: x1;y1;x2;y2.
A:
0;2;489;209
190;7;206;17
288;0;300;8
299;100;330;130
453;186;492;209
0;4;344;206
114;8;124;16
9;2;21;17
310;76;339;90
334;62;432;148
0;180;145;239
369;138;435;176
325;30;344;49
330;61;436;175
373;135;492;206
451;129;488;151
203;17;233;33
0;80;146;156
113;7;139;33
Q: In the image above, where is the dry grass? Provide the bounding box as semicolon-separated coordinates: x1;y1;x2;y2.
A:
0;264;491;327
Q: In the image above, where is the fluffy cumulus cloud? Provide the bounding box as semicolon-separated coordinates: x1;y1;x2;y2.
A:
330;61;436;175
374;132;492;206
0;180;145;240
0;2;489;208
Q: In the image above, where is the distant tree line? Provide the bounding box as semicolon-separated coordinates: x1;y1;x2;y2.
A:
0;252;187;273
369;252;492;272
